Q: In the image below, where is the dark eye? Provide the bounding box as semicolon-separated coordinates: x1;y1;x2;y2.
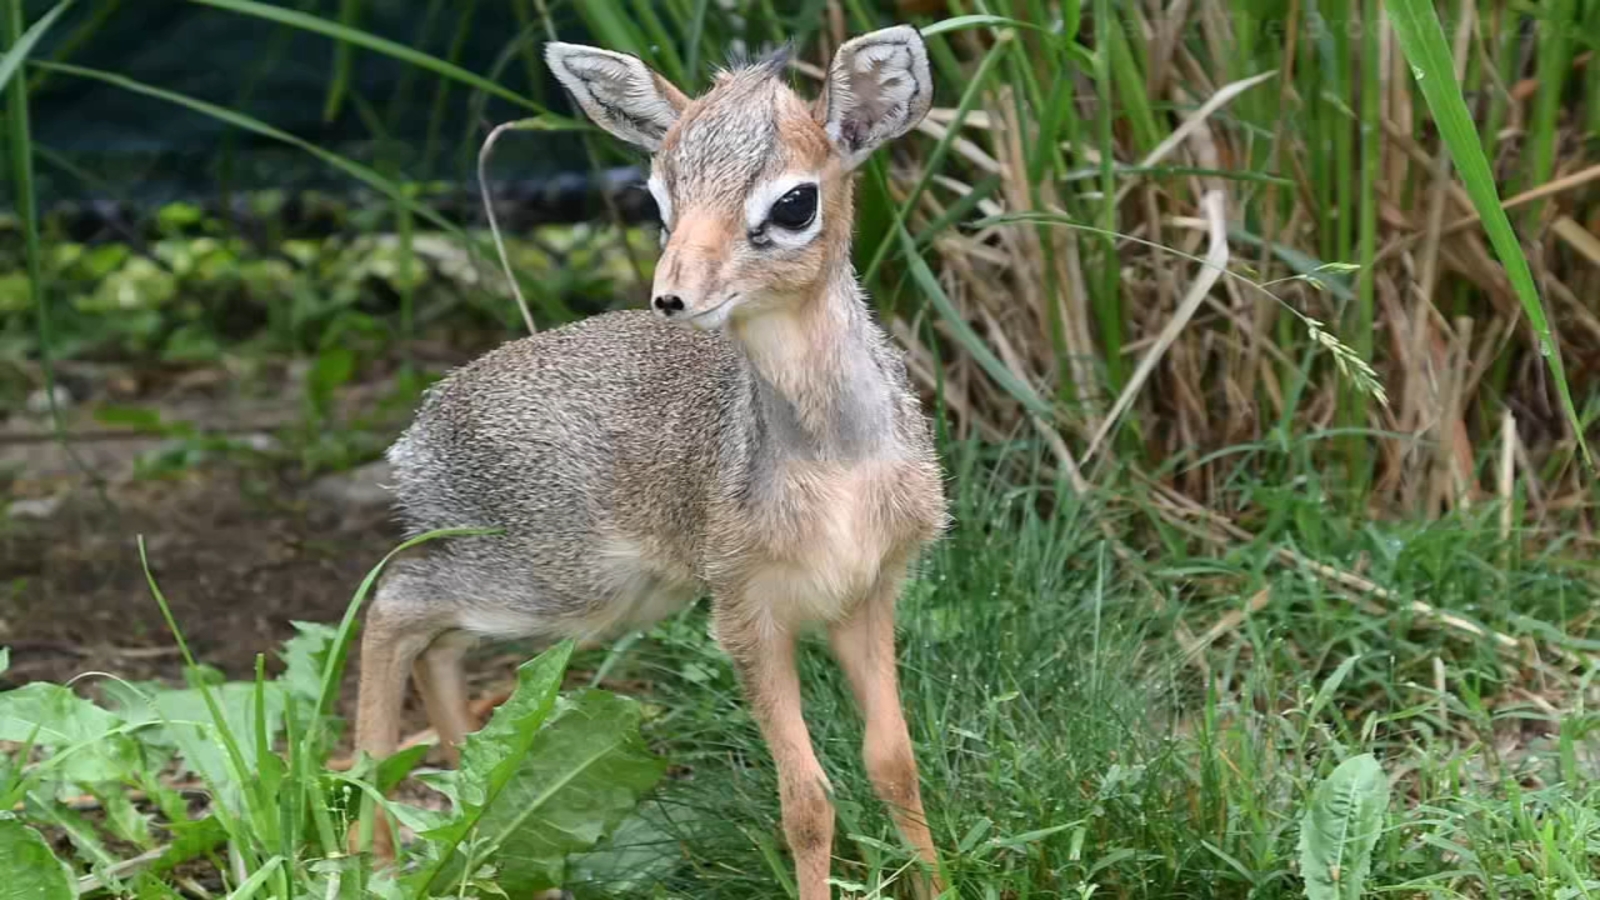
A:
768;184;818;230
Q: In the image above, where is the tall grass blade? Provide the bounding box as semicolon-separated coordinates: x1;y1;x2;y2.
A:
5;0;105;508
895;224;1054;421
30;59;571;311
1084;191;1229;462
187;0;566;119
0;0;71;92
860;32;1011;285
221;855;282;900
135;537;257;825
1522;0;1575;220
1384;0;1592;467
921;13;1088;47
322;0;361;122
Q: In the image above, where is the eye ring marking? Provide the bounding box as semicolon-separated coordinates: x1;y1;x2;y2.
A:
647;172;673;231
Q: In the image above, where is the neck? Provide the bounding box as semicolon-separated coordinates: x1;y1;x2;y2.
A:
729;268;896;462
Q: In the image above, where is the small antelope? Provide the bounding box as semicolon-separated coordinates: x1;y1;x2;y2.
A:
351;25;948;899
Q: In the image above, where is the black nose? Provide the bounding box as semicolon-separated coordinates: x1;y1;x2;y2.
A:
653;294;685;315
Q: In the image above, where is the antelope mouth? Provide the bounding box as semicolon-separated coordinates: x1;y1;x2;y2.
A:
685;293;739;329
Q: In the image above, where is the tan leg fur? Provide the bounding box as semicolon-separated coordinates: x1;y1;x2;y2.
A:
717;608;837;900
829;572;943;899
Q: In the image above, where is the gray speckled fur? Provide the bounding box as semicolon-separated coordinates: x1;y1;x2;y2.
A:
380;296;937;639
656;67;781;212
369;49;946;648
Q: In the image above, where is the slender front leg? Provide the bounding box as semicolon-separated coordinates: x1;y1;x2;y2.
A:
828;573;943;899
716;608;835;900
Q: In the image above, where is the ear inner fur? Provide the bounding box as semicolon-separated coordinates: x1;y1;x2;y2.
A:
544;42;690;151
818;25;933;168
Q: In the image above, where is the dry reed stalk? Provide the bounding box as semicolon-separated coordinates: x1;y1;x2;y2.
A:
1086;190;1229;462
774;5;1600;552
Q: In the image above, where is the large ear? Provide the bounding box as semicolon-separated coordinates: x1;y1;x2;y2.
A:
545;42;690;152
817;25;933;169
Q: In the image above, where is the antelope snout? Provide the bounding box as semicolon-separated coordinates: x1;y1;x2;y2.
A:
651;212;742;329
650;267;738;329
651;289;737;330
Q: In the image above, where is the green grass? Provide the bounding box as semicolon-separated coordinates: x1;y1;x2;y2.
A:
3;436;1596;897
576;438;1600;898
2;526;665;899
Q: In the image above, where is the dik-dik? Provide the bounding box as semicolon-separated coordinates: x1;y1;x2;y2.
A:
351;25;948;899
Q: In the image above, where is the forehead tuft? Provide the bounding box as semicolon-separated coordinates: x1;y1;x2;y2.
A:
722;40;794;79
657;65;828;205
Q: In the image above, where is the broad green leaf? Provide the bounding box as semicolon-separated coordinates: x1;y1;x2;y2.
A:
1297;753;1390;900
375;743;431;794
411;642;573;891
381;789;456;839
451;643;572;811
89;783;156;849
470;690;667;895
134;873;184;900
0;682;138;782
108;681;285;809
0;812;76;900
1385;0;1591;467
279;621;338;707
149;814;228;878
278;620;338;738
568;804;699;894
24;792;121;889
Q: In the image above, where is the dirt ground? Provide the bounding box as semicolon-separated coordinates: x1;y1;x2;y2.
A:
2;466;399;685
0;355;530;739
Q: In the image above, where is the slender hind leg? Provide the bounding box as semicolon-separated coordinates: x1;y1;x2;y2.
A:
829;570;943;899
412;631;478;766
419;631;572;900
348;572;448;861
